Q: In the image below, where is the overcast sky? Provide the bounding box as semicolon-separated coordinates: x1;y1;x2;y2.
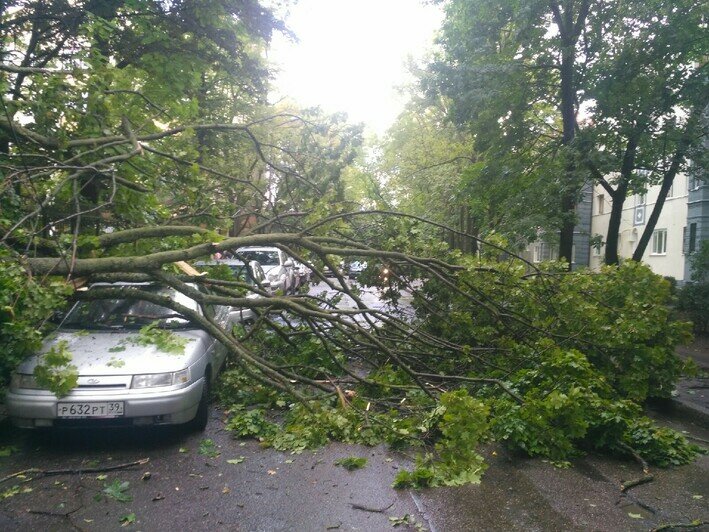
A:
268;0;443;135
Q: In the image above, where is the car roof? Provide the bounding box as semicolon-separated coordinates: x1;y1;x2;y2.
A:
81;282;200;290
235;246;280;252
195;259;248;266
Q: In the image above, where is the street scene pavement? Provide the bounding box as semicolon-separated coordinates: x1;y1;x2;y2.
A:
0;282;707;531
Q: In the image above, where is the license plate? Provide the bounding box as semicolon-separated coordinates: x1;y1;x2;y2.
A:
57;401;124;418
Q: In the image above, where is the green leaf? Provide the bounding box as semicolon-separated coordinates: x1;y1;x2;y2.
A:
226;457;245;464
1;485;33;499
120;512;136;526
198;439;220;458
103;480;132;503
33;341;78;398
0;446;18;457
334;456;367;471
131;323;190;355
628;513;643;519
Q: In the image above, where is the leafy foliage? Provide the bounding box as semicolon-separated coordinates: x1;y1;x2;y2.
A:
393;390;488;488
220;259;698;486
0;0;702;495
334;457;368;471
132;323;190;355
676;241;709;334
102;480;132;503
0;255;70;384
33;340;78;398
676;282;709;335
422;0;708;263
198;439;221;458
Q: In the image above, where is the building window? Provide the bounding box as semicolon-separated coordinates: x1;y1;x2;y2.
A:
633;205;645;225
689;175;701;191
689;223;697;253
533;242;557;263
533;243;542;263
597;194;605;215
651;229;667;255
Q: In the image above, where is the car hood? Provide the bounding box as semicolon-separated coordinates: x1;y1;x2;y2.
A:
15;329;211;376
260;264;280;275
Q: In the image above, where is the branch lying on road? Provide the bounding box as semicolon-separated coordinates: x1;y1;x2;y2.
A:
652;522;709;532
350;500;395;513
618;442;654;493
0;458;150;485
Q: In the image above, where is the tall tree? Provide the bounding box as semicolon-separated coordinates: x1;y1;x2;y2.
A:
426;0;594;266
577;0;707;263
424;0;707;266
1;0;288;245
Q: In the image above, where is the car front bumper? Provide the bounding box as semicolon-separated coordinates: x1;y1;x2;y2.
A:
6;378;204;428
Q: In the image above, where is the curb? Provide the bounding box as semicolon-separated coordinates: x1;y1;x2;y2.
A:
647;396;709;430
670;399;709;429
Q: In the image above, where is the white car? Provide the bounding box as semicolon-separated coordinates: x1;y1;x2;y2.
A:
234;247;295;294
6;283;239;431
195;259;272;322
348;261;367;279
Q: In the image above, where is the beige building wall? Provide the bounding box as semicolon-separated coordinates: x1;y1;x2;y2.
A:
590;174;688;281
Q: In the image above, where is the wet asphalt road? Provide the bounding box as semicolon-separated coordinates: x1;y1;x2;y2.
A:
1;281;708;531
0;411;707;531
0;413;428;531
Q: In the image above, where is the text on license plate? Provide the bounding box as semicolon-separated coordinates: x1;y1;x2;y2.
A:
57;402;124;418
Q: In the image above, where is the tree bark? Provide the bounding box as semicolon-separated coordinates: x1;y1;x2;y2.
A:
632;173;673;261
604;184;625;265
605;132;640;265
551;0;592;268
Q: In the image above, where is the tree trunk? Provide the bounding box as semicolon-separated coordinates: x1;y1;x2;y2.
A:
604;185;626;265
632;174;674;261
605;133;639;265
632;101;707;261
551;0;591;269
557;45;577;267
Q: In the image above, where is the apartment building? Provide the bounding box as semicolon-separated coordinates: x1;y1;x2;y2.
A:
589;172;708;282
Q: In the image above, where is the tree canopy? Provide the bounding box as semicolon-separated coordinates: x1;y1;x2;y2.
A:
420;0;707;264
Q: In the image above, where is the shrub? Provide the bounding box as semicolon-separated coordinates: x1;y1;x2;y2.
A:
676;282;709;334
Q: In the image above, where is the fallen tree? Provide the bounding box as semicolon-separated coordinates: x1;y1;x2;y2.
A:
3;218;702;488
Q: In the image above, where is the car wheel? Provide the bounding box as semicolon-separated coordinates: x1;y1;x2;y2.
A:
189;371;211;432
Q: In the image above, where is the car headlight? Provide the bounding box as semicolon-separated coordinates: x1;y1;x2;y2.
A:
10;373;45;390
131;368;190;389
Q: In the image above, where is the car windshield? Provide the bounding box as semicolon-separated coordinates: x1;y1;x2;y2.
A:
237;250;279;266
62;286;200;330
227;265;256;284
